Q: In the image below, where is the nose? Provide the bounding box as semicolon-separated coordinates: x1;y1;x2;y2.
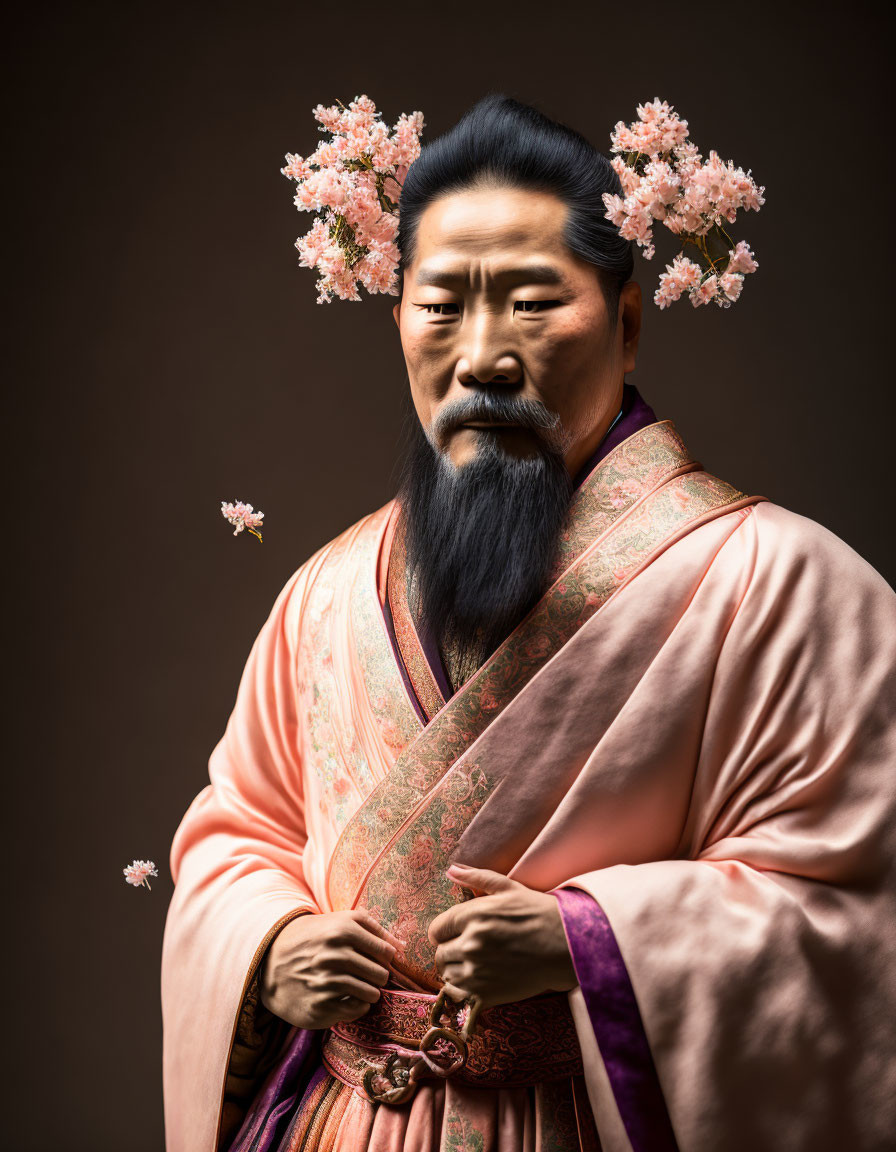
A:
456;309;522;390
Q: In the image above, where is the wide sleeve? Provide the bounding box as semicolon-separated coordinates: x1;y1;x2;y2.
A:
161;565;322;1152
561;503;896;1152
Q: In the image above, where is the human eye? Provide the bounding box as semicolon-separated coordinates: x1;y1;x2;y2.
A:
417;302;460;315
513;299;561;314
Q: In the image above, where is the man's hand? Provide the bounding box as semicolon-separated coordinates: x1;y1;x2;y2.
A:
259;908;405;1029
428;863;577;1007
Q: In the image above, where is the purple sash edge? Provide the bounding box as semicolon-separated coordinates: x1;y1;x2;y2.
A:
553;886;680;1152
223;1027;323;1152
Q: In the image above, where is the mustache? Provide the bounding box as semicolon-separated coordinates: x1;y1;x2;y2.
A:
429;394;569;455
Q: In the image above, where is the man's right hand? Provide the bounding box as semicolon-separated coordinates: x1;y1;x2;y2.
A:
259;908;406;1029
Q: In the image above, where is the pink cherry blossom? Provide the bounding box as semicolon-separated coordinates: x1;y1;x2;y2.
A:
719;271;745;303
124;859;158;890
727;240;759;274
691;274;720;307
654;253;703;309
221;500;265;542
605;99;765;309
282;95;425;303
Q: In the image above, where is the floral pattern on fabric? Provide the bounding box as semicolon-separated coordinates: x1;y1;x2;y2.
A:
550;419;695;574
297;506;420;831
326;420;759;922
345;472;760;980
444;1106;486;1152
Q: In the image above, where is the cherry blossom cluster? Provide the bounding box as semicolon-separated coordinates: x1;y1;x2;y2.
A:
281;95;425;303
123;859;158;890
602;99;765;309
221;500;264;541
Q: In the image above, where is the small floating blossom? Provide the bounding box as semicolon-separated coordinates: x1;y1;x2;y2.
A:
123;859;158;890
281;94;425;303
604;98;766;309
221;500;264;542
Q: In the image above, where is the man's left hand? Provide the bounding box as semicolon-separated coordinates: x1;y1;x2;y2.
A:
427;863;578;1007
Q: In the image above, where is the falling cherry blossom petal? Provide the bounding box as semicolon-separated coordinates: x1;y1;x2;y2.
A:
124;859;159;890
221;500;264;542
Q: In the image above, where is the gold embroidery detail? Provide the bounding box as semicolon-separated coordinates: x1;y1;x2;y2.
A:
325;421;717;911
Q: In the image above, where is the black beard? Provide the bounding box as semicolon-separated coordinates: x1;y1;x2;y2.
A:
396;399;573;689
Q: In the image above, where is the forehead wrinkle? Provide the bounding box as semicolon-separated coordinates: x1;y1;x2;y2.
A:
414;259;568;290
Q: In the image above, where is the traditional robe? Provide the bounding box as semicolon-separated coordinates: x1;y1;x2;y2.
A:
161;388;896;1152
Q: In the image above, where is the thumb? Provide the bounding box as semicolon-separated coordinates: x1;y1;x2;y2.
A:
446;862;520;895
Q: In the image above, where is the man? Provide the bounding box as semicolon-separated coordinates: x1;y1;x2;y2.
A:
161;95;896;1152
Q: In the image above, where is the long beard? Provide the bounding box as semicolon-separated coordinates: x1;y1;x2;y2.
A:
396;410;573;690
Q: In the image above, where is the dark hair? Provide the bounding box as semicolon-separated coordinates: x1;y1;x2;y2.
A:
395;92;634;318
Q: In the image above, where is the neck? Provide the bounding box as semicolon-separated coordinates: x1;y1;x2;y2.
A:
563;380;624;477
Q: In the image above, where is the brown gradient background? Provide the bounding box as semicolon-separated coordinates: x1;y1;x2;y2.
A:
9;2;893;1148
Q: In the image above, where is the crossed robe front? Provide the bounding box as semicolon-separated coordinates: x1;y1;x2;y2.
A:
161;409;896;1152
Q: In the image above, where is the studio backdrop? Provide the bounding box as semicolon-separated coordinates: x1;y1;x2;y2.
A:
9;2;892;1149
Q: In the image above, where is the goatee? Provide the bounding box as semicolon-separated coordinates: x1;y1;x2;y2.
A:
396;394;574;690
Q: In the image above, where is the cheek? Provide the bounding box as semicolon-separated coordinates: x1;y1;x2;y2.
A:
401;314;455;374
528;311;609;400
400;317;455;426
556;301;612;353
531;304;610;368
530;308;616;430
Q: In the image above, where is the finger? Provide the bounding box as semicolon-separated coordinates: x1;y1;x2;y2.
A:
344;921;403;966
446;863;520;895
324;974;382;1004
439;962;471;990
434;941;464;969
352;908;406;952
333;995;372;1022
440;979;472;1003
334;951;391;988
428;902;472;946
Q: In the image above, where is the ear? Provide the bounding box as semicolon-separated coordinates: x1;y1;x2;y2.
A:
620;280;642;375
392;301;401;329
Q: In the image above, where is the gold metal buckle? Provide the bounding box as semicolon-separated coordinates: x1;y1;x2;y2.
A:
360;990;483;1105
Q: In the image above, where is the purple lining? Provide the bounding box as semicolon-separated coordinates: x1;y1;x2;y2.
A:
224;1027;324;1152
553;886;679;1152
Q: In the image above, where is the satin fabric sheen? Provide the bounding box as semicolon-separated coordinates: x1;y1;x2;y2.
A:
221;390;660;1152
161;392;896;1152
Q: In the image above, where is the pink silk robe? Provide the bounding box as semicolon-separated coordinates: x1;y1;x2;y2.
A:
161;419;896;1152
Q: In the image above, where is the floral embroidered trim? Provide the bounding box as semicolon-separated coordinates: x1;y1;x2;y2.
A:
326;422;760;919
387;518;447;723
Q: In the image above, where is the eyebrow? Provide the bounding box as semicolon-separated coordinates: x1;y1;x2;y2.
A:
414;262;567;288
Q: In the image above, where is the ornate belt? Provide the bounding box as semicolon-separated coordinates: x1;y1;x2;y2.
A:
321;986;583;1105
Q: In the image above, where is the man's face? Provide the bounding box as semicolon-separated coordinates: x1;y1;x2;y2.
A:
393;184;642;476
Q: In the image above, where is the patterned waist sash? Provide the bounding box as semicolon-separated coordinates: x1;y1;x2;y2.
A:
322;986;583;1103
